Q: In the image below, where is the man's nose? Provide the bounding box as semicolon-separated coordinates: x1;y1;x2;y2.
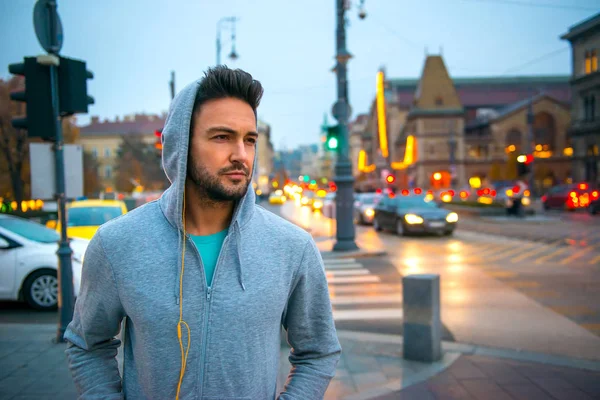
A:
230;140;249;166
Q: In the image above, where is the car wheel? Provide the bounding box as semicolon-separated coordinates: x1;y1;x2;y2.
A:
444;230;454;236
543;202;549;211
373;218;382;232
23;269;58;311
396;219;405;236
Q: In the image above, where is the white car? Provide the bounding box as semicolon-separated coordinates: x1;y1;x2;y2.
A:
0;214;88;310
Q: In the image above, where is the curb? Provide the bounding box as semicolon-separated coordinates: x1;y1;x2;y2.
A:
337;330;600;372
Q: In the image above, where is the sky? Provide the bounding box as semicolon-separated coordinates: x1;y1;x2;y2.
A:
1;0;598;151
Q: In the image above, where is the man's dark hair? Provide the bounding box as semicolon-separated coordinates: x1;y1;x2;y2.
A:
191;66;263;127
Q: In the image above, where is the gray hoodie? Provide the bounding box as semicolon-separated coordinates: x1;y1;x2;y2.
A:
64;79;341;399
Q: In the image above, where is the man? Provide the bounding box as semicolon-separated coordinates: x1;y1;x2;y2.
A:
65;66;341;399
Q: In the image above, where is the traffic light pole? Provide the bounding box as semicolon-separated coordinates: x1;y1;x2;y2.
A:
44;0;75;342
332;0;358;251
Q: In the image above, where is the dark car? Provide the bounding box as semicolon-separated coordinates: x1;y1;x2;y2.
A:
373;194;458;236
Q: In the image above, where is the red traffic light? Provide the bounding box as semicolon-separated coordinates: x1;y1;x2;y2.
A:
386;174;395;184
524;154;534;165
155;129;162;138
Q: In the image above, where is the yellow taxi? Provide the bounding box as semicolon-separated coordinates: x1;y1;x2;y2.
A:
48;199;128;240
268;190;287;205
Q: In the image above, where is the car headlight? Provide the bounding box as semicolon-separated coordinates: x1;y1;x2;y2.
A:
405;214;424;224
446;212;459;223
364;208;375;217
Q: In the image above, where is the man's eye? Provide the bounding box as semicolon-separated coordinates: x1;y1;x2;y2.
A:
214;135;228;140
246;138;257;144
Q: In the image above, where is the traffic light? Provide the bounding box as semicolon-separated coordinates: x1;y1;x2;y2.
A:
325;125;340;151
516;154;533;177
385;174;395;184
58;56;94;115
8;57;54;140
154;129;163;157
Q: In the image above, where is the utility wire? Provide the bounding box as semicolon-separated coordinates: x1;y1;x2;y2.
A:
458;0;598;11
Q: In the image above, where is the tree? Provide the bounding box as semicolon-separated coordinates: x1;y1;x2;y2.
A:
115;134;167;193
0;77;81;206
83;150;101;197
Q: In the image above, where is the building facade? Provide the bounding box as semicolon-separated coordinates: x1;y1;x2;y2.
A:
354;55;572;192
254;119;275;195
562;12;600;184
79;114;166;191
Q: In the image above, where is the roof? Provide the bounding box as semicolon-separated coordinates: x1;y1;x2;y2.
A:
413;56;463;110
561;12;600;41
407;108;464;118
391;75;571;109
80;117;166;136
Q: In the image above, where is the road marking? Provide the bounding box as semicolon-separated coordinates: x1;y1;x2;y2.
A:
327;275;381;284
324;262;363;270
511;244;553;263
486;243;538;262
328;283;403;294
507;281;541;289
332;308;403;321
589;254;600;265
326;269;370;276
330;294;402;305
559;247;594;265
324;258;356;265
535;247;570;264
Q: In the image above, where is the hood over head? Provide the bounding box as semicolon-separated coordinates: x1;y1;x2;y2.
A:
158;78;258;295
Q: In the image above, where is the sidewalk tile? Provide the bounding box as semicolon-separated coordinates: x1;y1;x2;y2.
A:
543;388;595;400
374;385;437;400
502;383;557;400
428;382;476;399
448;358;487;380
353;371;388;391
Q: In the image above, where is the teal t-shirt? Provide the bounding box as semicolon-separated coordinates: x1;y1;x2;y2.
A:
190;229;228;287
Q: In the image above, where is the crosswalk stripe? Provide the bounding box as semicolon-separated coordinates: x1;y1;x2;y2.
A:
511;244;553;263
328;283;402;294
589;254;600;265
326;269;370;276
535;247;570;264
330;294;402;305
332;308;403;321
324;262;363;270
327;275;380;284
486;242;539;262
323;258;356;265
560;247;594;265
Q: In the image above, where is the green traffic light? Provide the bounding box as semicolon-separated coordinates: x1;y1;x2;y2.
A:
327;137;338;149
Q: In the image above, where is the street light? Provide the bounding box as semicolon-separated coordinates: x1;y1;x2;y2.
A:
216;17;238;65
331;0;367;252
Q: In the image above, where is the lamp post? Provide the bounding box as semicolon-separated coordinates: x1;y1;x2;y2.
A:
216;17;238;66
331;0;365;252
527;90;536;196
448;122;457;188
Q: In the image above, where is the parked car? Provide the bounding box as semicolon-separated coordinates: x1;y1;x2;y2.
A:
0;214;88;310
541;183;596;211
373;194;458;236
353;192;381;225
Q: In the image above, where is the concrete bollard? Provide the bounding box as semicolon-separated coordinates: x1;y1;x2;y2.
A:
402;274;442;362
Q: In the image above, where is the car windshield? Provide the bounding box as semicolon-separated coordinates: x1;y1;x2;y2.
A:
0;217;60;243
396;196;438;209
67;206;122;227
359;194;378;205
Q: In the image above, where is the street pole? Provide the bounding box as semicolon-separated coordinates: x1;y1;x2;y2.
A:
448;122;457;188
45;0;74;342
169;70;175;100
216;17;237;66
527;90;535;196
332;0;358;251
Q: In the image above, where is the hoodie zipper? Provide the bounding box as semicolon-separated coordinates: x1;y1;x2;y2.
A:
197;233;230;397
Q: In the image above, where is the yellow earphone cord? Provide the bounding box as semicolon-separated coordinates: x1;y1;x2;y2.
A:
176;192;191;400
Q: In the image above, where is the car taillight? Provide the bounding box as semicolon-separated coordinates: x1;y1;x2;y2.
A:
579;183;588;191
569;191;577;198
592;191;599;199
490;190;496;197
541;195;547;202
512;185;520;194
448;190;455;196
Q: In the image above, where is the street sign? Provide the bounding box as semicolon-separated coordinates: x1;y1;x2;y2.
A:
34;0;63;54
331;100;352;120
30;143;83;200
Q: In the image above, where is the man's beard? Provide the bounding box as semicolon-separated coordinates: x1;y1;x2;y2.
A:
187;160;251;203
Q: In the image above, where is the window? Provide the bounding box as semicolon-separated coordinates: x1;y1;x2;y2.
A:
104;147;111;158
435;96;443;106
583;95;597;122
91;147;98;158
0;216;59;243
67;206;123;227
592;96;596;121
105;165;112;178
585;50;598;74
